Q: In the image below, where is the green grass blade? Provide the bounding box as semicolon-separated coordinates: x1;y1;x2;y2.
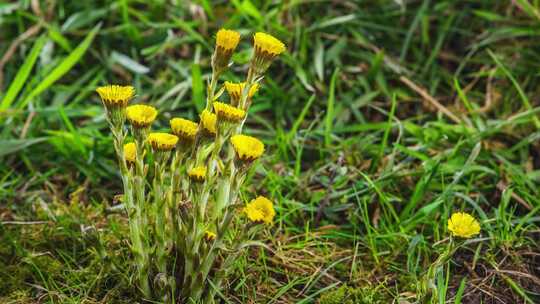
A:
191;63;204;112
1;35;47;110
0;137;48;158
488;49;540;128
18;23;102;109
324;68;338;148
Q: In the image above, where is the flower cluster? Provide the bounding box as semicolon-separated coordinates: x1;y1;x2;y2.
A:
96;29;285;303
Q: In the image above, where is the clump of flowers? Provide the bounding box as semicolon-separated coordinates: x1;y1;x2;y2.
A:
96;29;284;303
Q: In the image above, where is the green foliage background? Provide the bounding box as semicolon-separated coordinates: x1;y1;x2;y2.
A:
1;0;540;303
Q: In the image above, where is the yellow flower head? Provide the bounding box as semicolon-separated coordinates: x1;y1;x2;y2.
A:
230;134;264;162
204;230;216;241
147;133;178;151
216;29;240;51
199;110;217;136
448;212;481;238
254;32;286;58
96;85;135;108
188;166;207;183
170;118;198;142
124;142;137;163
244;196;275;224
213;101;246;123
213;29;241;71
224;82;259;105
251;32;286;76
126;104;158;128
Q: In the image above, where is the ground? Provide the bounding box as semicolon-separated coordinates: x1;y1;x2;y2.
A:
1;1;540;303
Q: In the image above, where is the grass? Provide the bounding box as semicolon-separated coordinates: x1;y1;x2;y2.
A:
1;0;540;303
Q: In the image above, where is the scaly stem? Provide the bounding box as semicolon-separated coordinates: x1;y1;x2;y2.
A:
132;128;151;297
152;151;172;302
182;183;205;302
170;148;186;241
110;120;151;298
153;152;170;274
205;67;221;111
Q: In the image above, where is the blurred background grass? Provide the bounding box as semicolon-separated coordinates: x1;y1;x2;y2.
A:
1;0;540;303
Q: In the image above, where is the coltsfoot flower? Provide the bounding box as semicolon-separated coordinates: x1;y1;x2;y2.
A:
124;142;137;164
199;110;217;136
204;230;216;241
251;32;286;75
188;166;207;183
230;134;264;162
213;101;246;123
244;196;275;224
213;29;241;71
171;118;198;142
224;82;259;106
126;105;158;128
147;133;179;151
448;212;481;238
216;29;240;52
96;85;135;109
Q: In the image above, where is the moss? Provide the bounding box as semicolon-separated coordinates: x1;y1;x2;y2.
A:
318;284;387;304
0;290;34;303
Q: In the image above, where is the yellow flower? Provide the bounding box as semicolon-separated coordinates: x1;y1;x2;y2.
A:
253;32;286;58
251;32;286;76
199;110;217;136
244;196;275;224
204;230;216;241
216;29;240;51
147;133;178;151
213;29;240;71
96;85;135;108
188;166;207;182
170;118;198;142
224;82;259;105
213;101;246;123
448;212;481;238
230;134;264;162
126;105;158;128
124;142;137;163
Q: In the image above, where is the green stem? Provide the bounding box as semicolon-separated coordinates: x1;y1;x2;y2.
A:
110;121;151;298
152;151;172;301
132;128;152;297
424;238;457;300
205;67;221;111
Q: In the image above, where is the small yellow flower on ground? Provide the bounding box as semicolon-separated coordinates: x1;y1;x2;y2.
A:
230;134;264;162
224;82;259;105
204;230;216;241
188;166;207;182
96;85;135;108
213;101;246;123
448;212;480;238
199;110;217;136
170;118;198;142
124;142;137;163
244;196;275;224
126;105;158;128
147;133;178;151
